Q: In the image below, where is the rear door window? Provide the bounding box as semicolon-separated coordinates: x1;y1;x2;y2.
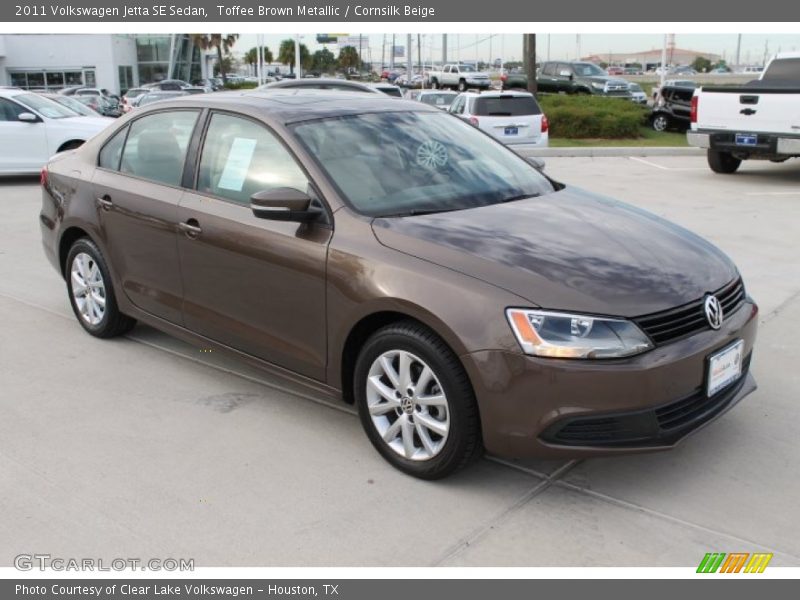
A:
119;110;200;186
473;96;542;116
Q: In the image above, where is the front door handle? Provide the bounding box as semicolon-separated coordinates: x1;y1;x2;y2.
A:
178;219;202;238
96;195;113;211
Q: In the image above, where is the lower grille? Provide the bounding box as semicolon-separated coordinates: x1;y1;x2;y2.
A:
541;354;751;447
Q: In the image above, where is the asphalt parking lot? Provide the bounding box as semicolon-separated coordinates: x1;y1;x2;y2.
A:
2;155;799;567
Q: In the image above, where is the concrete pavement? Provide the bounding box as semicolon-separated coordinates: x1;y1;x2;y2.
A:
1;156;799;567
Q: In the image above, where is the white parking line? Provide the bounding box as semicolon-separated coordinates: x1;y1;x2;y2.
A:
628;156;708;171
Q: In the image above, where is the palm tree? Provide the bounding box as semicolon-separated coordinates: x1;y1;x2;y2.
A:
337;46;361;74
244;46;274;75
278;39;310;75
191;34;240;84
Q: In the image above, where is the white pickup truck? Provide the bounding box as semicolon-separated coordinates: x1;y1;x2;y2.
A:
688;52;800;173
429;64;492;92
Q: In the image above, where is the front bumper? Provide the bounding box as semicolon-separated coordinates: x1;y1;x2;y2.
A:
461;298;758;458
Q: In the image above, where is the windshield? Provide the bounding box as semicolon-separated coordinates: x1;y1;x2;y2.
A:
52;96;96;116
459;65;477;73
573;63;606;76
763;57;800;80
628;83;642;92
293;111;555;217
15;93;77;119
419;93;456;107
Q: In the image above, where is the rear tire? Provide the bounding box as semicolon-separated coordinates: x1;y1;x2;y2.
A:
707;150;742;174
651;114;670;132
66;238;136;338
354;321;482;480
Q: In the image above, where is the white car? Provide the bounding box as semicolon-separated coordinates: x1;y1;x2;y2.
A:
627;82;648;105
0;89;113;175
448;90;549;147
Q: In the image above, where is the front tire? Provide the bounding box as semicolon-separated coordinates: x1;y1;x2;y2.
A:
66;238;136;338
430;79;439;90
354;321;482;479
707;150;742;174
457;79;468;92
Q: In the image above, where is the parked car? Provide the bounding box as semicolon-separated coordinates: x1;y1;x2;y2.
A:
536;62;632;97
607;66;625;75
40;91;758;479
627;82;648;104
134;91;189;107
144;79;191;91
449;90;549;147
652;79;696;102
499;68;530;90
429;63;491;91
369;83;403;98
73;88;121;110
121;88;148;113
0;88;112;175
650;85;694;132
688;52;800;173
40;93;102;117
183;86;210;95
624;67;643;75
257;78;382;94
72;94;122;118
406;89;458;109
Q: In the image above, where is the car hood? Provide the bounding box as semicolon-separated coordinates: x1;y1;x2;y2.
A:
371;187;738;317
55;116;115;131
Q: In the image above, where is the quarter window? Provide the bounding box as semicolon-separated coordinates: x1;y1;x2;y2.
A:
99;125;129;171
119;110;199;186
196;113;309;206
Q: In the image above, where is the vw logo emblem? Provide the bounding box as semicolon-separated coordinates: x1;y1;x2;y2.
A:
704;295;724;330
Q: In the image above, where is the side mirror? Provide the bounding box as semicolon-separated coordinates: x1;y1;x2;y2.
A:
18;112;40;123
525;156;546;172
250;187;321;222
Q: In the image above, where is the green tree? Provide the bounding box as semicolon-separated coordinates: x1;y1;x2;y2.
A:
191;34;240;84
311;48;337;74
338;46;361;72
692;56;713;73
278;39;310;75
244;46;274;73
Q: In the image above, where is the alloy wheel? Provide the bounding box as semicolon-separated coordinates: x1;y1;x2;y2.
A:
70;252;106;326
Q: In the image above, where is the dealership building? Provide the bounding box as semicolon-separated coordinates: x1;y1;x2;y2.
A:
0;34;205;93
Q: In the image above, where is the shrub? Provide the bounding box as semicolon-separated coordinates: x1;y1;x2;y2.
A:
538;95;648;138
223;81;258;90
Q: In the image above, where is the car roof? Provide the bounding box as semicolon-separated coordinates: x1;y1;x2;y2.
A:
262;78;379;93
130;90;439;125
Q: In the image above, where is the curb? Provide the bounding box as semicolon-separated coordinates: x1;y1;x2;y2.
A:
515;146;704;158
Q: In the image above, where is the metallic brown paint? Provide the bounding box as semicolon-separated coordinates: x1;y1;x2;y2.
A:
40;92;758;460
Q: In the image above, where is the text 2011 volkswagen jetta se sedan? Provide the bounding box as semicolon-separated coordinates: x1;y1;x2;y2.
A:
40;91;758;479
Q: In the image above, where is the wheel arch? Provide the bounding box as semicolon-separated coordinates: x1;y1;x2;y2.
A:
56;139;86;153
337;305;471;405
58;225;93;277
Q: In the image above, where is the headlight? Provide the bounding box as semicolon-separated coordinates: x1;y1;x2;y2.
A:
591;81;606;89
506;309;653;359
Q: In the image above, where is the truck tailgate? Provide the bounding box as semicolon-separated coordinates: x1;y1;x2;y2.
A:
697;87;800;134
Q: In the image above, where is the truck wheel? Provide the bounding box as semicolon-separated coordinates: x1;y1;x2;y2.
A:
430;79;439;89
457;79;468;92
707;150;742;174
652;114;670;132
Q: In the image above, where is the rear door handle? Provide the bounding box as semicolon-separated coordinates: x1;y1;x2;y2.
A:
96;195;113;211
178;219;202;238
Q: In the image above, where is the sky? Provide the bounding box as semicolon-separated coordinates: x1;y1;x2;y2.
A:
233;33;799;66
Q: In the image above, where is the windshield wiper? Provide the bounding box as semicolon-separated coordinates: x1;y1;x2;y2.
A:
499;193;541;204
379;207;464;218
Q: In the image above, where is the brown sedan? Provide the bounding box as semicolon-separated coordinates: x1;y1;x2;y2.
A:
40;91;758;479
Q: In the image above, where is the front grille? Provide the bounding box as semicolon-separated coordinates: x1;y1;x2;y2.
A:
541;353;751;447
634;278;746;346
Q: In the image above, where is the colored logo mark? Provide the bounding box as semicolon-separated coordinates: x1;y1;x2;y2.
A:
697;552;773;573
